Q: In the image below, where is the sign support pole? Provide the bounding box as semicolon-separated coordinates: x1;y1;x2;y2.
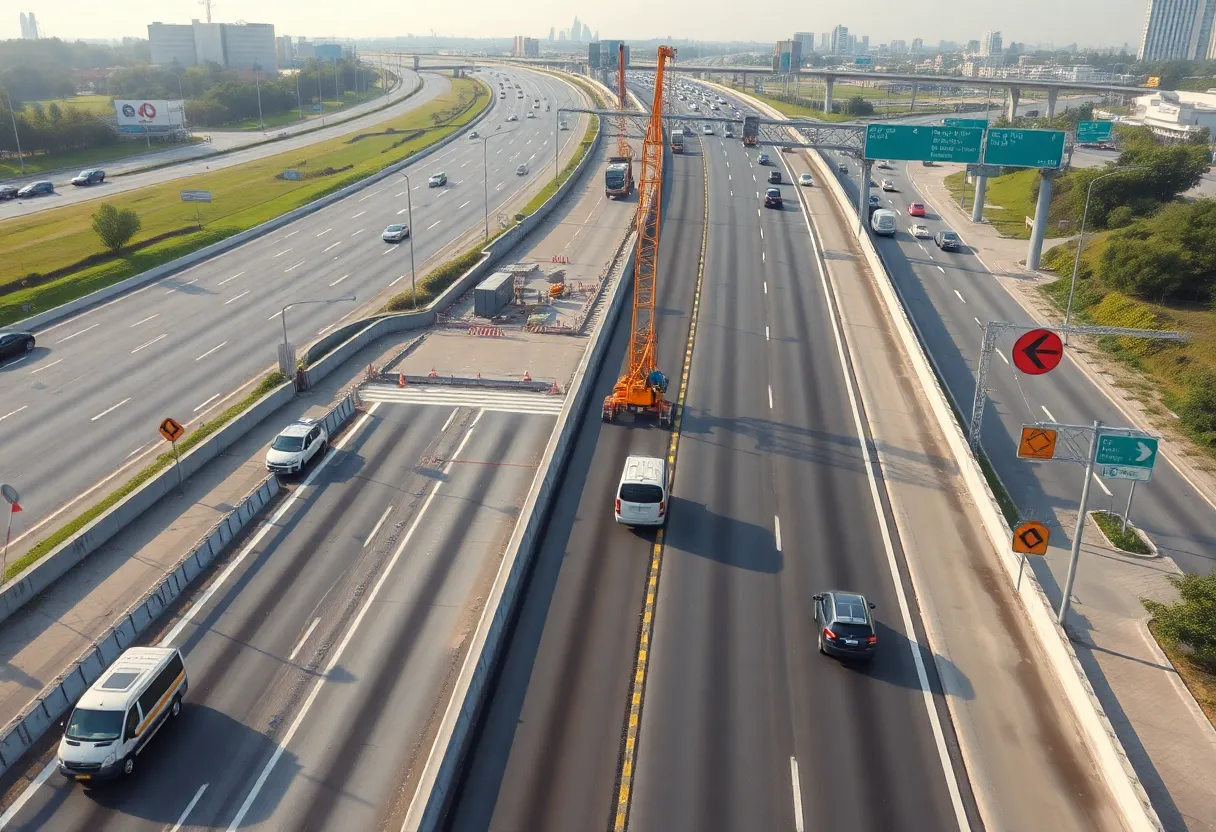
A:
856;161;872;236
970;174;987;223
1059;420;1100;626
1;505;13;582
1026;170;1055;271
968;323;999;449
171;439;184;495
1122;480;1137;534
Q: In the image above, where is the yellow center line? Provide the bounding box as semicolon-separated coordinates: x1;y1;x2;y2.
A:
613;139;711;831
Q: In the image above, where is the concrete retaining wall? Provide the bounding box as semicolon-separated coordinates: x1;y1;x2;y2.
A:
15;87;496;333
0;391;359;779
709;83;1163;832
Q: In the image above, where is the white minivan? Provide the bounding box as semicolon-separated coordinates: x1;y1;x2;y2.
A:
57;647;187;781
615;455;669;527
870;208;898;236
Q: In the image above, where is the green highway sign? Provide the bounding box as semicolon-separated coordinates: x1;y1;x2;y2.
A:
1095;434;1158;469
864;124;984;163
855;56;873;66
1100;464;1152;482
945;117;988;129
1077;120;1114;143
982;128;1066;168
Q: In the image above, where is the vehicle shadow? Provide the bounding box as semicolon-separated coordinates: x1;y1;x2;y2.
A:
0;346;50;371
662;496;782;573
831;620;976;700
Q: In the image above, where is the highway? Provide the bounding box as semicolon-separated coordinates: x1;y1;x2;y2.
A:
0;66;587;551
0;67;429;219
1;392;557;831
444;77;972;832
820;151;1216;580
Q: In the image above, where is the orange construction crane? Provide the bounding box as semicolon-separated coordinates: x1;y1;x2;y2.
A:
602;45;675;428
615;43;632;159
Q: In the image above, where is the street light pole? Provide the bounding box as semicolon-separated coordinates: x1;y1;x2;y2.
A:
3;88;25;175
174;73;190;137
400;171;418;308
1064;166;1145;342
296;71;303;121
253;64;265;131
279;295;358;370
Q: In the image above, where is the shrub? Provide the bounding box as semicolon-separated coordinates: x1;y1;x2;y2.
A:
1143;572;1216;667
91;204;142;253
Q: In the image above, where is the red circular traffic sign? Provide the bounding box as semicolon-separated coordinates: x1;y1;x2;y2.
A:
1012;329;1064;375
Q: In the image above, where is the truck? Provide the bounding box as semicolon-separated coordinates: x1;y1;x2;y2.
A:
605;156;634;199
671;131;684;154
742;115;760;147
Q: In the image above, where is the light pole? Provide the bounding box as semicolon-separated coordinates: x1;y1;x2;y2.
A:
3;87;25;175
172;73;190;137
1064;166;1146;342
279;295;357;367
295;71;303;121
334;57;341;106
482;127;514;239
316;66;324;124
400;171;418;308
253;63;265;131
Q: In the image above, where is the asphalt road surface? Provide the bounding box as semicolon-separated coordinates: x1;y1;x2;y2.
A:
1;393;555;831
444;78;971;832
0;66;587;550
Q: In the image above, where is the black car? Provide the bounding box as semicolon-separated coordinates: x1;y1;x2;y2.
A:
757;153;772;165
813;590;877;662
71;169;105;186
764;187;782;209
767;169;781;184
0;185;17;201
17;180;53;198
0;330;36;360
935;230;961;251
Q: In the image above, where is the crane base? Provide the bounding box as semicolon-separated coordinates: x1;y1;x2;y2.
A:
601;397;673;428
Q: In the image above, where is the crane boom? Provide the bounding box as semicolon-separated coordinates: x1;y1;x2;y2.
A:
615;43;632;159
602;45;675;428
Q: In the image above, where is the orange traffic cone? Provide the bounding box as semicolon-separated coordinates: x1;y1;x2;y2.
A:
398;373;406;388
548;380;560;395
522;369;532;382
429;367;439;379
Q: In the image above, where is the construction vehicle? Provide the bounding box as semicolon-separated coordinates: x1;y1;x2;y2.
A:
602;45;676;428
742;115;760;147
605;156;634;198
671;131;684;154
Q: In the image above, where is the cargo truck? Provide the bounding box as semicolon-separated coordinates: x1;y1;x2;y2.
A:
605;156;634;199
742;115;760;147
671;131;684;154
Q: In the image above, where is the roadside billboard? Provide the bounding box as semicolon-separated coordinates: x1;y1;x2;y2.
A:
114;99;186;134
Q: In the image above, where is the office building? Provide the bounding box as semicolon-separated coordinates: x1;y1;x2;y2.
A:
820;32;831;51
222;23;277;71
592;40;630;70
890;39;907;53
773;39;802;73
861;35;870;52
295;38;315;60
513;36;539;58
980;30;1003;56
148;23;198;67
848;35;858;54
19;12;39;40
147;19;277;71
795;31;815;55
1137;0;1216;60
830;24;849;54
911;37;924;53
276;35;294;66
315;43;342;61
193;20;224;66
966;39;981;53
571;15;581;42
582;23;592;43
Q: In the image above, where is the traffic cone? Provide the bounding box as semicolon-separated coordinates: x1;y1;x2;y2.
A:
429;367;439;379
548;380;560;395
522;369;532;382
476;371;481;379
398;373;406;388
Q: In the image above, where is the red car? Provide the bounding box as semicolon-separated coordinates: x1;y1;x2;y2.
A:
908;202;927;218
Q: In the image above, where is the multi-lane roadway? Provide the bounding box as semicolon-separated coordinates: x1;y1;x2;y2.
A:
0;66;587;552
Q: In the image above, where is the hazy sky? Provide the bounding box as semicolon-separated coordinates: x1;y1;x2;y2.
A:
4;0;1147;49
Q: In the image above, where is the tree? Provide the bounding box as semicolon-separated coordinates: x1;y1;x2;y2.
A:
1143;572;1216;666
1099;231;1187;301
91;204;141;254
843;95;874;116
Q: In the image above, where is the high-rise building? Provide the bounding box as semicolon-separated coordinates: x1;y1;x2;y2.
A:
890;39;907;53
911;37;924;53
582;23;593;42
861;35;870;52
1143;0;1216;60
966;39;981;53
148;23;198;67
548;27;555;42
19;12;39;40
276;35;294;66
773;39;802;73
830;24;849;54
558;30;566;42
595;40;630;70
295;37;315;60
513;36;539;58
795;31;816;54
193;20;224;66
571;15;581;42
820;32;831;51
147;19;277;70
981;30;1003;56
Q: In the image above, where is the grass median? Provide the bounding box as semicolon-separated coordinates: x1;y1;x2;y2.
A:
5;370;289;582
0;76;489;327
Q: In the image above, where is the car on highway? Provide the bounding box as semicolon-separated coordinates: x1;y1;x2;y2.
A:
0;184;17;200
17;180;53;198
908;202;927;217
683;125;695;136
516;163;529;175
935;229;961;250
881;179;897;192
767;170;781;184
0;329;36;359
498;92;505;98
527;111;536;119
427;172;448;187
877;160;892;170
507;114;518;122
813;591;877;662
799;172;814;187
757;153;771;165
382;223;410;242
702;123;713;135
71;169;106;186
710;103;719;110
615;456;668;527
266;419;328;475
869;178;878;187
764;187;783;209
469;131;480;140
868;194;881;207
911;224;931;239
837;162;848;174
559;120;568;130
724;126;734;138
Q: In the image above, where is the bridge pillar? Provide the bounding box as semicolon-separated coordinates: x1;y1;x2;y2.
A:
1026;169;1060;270
824;76;835;115
1047;89;1059;120
1006;85;1021;120
910;81;919;113
971;173;988;223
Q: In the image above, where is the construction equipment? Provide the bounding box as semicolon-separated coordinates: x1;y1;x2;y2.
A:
615;43;633;161
605;156;634;198
602;45;676;428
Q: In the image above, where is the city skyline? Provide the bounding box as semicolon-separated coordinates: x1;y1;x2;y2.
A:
1;1;1152;50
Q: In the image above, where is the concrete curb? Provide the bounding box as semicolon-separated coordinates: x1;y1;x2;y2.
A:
0;392;359;779
13;81;496;333
1085;511;1160;559
718;81;1164;832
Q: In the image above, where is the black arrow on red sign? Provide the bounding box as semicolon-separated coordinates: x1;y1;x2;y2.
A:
1012;329;1064;376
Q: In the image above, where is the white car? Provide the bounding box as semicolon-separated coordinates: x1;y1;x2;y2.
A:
266;419;328;475
382;223;410;242
516;163;529;175
799;172;814;187
559;120;569;130
507;114;518;122
428;172;447;187
911;224;932;239
527;111;536;119
881;179;897;192
703;123;714;135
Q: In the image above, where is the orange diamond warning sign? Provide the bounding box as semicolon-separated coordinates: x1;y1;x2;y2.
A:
1012;520;1050;555
1018;426;1057;460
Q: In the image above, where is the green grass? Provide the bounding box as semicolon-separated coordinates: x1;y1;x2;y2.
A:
30;94;114;115
0;77;490;327
722;82;852;122
0;136;207;178
944;168;1061;239
5;370;289;582
223;87;387;131
1092;510;1152;555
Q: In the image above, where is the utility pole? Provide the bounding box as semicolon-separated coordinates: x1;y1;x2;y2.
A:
253;63;265;131
4;87;25;174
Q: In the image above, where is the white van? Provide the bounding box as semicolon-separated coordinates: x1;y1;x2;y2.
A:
57;647;187;781
615;455;669;527
870;208;897;236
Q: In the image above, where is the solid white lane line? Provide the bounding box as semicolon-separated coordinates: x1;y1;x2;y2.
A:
766;326;770;341
774;515;782;552
317;228;332;237
56;323;99;344
131;334;167;353
1092;473;1113;497
0;406;27;423
996;348;1010;365
790;757;805;832
217;271;245;286
274;248;293;257
330;274;350;287
224;290;251;304
1042;405;1057;422
195;341;227;361
169;784;209;832
472;408;487;427
768;385;774;409
954;289;966;303
91;398;131;421
193;393;221;412
287;618;322;662
322;241;342;253
129;314;159;327
225;420;474;832
29;358;62;374
440;407;457;432
427;220;442;230
364;505;394;548
284;260;306;272
0;761;56;829
938;266;946;274
164;278;198;294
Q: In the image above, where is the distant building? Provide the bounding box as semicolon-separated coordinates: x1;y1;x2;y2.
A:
315;43;343;61
148;23;198;67
223;23;277;71
276;35;294;66
295;37;315;60
548;27;555;42
820;32;830;51
193;21;224;66
795;31;816;55
19;12;39;40
147;19;277;71
571;15;581;42
582;24;593;43
861;35;870;52
1137;0;1216;61
773;39;802;73
847;35;858;54
890;39;907;53
830;24;849;55
1127;88;1216;140
911;37;924;53
592;40;630;70
513;36;539;58
981;30;1003;56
